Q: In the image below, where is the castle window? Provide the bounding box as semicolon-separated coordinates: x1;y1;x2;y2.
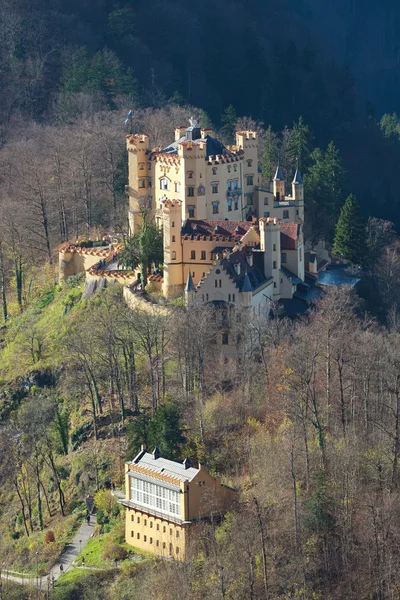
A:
139;162;145;171
137;533;140;539
163;526;166;533
150;522;153;528
192;272;195;277
234;164;237;172
150;537;153;544
144;535;147;542
175;182;180;193
233;180;238;189
246;175;254;186
232;293;235;302
247;194;254;206
176;530;180;538
163;542;166;549
156;540;159;547
206;293;209;301
283;210;289;219
188;205;195;218
234;198;238;210
202;272;205;277
215;280;218;288
131;531;134;537
273;261;277;269
273;244;276;251
169;543;173;554
247;159;253;167
172;235;175;242
227;181;232;190
228;199;232;211
157;524;160;531
190;250;196;260
212;167;217;175
148;178;152;188
160;177;170;191
176;547;179;554
222;333;229;345
137;517;140;523
139;179;145;188
147;162;151;170
201;251;206;260
264;197;268;205
188;171;193;179
274;282;277;288
227;165;231;173
170;529;173;536
264;211;270;218
131;514;134;521
219;280;222;287
300;248;302;261
296;209;299;216
212;201;219;214
281;252;287;264
188;187;194;197
172;221;175;227
172;251;176;260
144;519;147;526
212;183;218;194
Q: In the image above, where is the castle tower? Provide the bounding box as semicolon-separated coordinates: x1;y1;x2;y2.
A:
178;139;207;221
236;131;259;209
273;165;285;201
162;199;184;298
126;134;152;234
292;169;304;201
259;217;281;299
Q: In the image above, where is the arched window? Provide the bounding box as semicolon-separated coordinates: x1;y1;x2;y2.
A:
139;162;145;171
233;164;237;172
212;167;217;175
160;177;170;191
187;171;194;179
247;159;253;167
227;165;231;173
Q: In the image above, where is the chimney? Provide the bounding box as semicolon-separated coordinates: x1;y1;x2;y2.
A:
152;447;160;460
183;457;191;470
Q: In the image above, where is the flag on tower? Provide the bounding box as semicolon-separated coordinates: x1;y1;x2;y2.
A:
124;110;133;125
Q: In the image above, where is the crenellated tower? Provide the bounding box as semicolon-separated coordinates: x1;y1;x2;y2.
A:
126;134;153;234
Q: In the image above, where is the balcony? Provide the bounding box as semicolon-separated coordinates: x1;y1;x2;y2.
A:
226;188;242;197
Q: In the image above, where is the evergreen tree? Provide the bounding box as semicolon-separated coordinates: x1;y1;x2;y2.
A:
261;125;278;183
220;104;237;142
380;112;400;141
119;215;163;285
333;194;367;266
286;116;313;173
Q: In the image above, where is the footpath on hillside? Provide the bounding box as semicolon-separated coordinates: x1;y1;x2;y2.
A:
1;515;97;590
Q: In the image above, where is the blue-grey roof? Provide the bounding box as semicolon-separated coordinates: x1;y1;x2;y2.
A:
280;266;303;285
162;133;227;158
318;266;361;288
274;165;285;181
292;169;303;185
131;450;200;482
185;272;196;293
241;271;253;292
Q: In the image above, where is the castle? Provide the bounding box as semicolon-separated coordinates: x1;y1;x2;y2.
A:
126;120;309;304
59;120;319;309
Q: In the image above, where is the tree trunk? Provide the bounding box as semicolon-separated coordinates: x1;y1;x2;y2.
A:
252;497;269;598
0;242;7;323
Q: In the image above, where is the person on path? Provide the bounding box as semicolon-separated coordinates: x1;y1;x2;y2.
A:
59;564;63;574
86;514;90;525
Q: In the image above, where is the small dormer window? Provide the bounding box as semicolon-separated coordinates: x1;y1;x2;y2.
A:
212;167;217;175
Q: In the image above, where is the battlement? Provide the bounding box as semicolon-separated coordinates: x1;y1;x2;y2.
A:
126;134;150;152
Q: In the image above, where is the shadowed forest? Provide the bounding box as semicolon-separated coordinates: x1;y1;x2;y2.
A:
2;1;400;599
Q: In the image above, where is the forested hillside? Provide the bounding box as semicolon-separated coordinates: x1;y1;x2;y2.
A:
2;1;400;599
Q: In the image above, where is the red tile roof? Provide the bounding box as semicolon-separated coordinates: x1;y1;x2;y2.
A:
280;223;299;250
182;219;257;241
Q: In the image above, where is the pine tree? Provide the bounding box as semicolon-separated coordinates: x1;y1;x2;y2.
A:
333;194;367;266
220;104;237;142
261;125;278;183
286;116;313;173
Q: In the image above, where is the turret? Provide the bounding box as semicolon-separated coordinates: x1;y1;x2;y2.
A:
273;165;285;201
184;272;196;305
162;199;184;298
126;134;152;233
292;169;304;202
240;270;253;306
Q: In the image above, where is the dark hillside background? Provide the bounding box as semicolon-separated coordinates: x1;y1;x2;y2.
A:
2;0;400;225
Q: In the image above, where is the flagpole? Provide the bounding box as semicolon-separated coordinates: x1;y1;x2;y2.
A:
130;111;133;135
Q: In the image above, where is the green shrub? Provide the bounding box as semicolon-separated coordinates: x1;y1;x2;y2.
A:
102;541;128;562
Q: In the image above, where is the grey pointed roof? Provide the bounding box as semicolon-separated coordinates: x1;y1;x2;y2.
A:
185;272;196;293
241;271;253;293
292;169;303;185
274;165;285;181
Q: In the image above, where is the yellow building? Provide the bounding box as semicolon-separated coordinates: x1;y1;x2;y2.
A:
121;447;236;560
